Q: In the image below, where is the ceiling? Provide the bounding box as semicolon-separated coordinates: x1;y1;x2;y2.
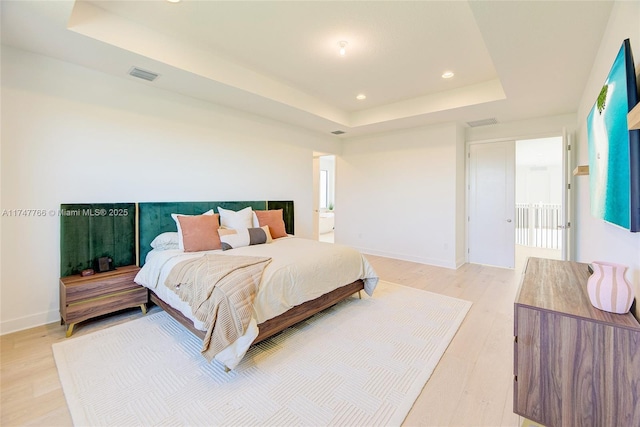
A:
0;0;613;138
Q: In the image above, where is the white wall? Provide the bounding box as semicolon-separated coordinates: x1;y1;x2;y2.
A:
337;123;465;268
466;114;577;144
574;1;640;318
0;46;340;334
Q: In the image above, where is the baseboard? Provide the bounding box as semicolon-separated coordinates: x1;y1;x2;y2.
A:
356;246;458;269
0;309;59;336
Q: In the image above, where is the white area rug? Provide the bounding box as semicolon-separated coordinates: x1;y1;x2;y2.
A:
53;281;471;426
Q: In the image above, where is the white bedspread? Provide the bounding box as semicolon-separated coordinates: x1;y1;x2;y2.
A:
135;237;379;367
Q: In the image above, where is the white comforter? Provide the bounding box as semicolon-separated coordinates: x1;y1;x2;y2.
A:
135;237;379;368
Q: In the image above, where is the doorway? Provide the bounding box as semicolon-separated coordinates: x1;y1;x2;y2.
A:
468;136;567;269
514;137;564;267
318;155;335;243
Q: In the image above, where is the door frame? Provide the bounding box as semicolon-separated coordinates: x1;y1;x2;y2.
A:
466;131;572;265
312;155;320;241
561;129;573;261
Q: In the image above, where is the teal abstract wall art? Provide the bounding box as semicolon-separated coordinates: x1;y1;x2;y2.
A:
587;39;640;232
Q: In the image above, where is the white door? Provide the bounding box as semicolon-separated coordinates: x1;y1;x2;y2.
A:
468;141;515;268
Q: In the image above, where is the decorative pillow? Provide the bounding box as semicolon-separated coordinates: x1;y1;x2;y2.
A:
218;226;272;251
176;214;221;252
150;232;179;250
218;206;255;230
171;209;215;251
255;209;288;239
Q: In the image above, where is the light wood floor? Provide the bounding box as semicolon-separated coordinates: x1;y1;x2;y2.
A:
0;252;539;426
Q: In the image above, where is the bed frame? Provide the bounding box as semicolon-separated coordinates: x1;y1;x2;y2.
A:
138;200;364;347
150;280;364;344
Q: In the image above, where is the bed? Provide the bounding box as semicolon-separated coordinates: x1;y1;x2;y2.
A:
134;201;378;369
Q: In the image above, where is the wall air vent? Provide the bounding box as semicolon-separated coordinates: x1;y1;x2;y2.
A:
128;67;159;82
466;118;498;127
331;130;346;135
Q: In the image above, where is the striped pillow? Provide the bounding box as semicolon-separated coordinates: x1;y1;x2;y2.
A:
218;226;272;251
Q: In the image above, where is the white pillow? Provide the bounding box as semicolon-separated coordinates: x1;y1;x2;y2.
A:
150;232;179;250
171;209;215;251
218;206;258;230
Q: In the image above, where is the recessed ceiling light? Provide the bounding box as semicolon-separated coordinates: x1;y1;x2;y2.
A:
356;94;366;100
338;41;348;56
442;71;455;79
167;0;181;3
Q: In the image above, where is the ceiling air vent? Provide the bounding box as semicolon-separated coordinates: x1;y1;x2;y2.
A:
331;130;346;135
466;118;498;127
128;67;159;82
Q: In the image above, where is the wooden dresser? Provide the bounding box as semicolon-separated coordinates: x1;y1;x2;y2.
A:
514;257;640;426
60;265;147;337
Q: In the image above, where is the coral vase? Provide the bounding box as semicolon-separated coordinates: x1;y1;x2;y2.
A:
587;261;634;314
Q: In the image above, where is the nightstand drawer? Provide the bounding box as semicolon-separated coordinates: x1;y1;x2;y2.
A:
64;287;148;325
64;276;140;303
61;265;140;302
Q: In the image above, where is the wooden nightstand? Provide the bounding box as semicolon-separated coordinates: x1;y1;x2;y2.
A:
60;265;148;337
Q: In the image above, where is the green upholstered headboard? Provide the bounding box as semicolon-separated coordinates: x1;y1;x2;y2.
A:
138;200;294;266
59;203;136;277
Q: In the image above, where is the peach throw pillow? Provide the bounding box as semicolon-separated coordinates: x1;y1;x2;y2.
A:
255;209;288;239
176;214;221;252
